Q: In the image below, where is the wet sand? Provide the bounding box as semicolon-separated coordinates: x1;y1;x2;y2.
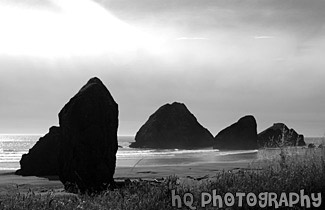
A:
0;147;321;196
0;161;252;194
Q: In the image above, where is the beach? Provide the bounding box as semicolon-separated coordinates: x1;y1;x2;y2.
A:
0;160;253;195
0;134;260;187
0;146;315;192
0;135;323;194
0;134;324;209
0;134;258;195
0;147;324;209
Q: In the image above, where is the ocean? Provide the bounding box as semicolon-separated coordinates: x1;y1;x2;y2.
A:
0;135;323;171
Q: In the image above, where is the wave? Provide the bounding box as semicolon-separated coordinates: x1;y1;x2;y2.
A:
0;167;18;170
118;148;214;156
218;150;259;156
0;153;21;157
0;160;20;163
116;148;258;159
0;149;259;161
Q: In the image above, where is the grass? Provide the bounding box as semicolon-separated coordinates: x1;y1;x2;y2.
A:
0;147;324;209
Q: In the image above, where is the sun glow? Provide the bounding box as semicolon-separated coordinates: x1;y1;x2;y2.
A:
0;0;159;58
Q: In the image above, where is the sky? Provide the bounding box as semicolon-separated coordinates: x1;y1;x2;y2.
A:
0;0;324;137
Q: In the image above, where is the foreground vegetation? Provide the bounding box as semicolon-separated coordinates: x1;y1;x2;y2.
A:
0;147;324;210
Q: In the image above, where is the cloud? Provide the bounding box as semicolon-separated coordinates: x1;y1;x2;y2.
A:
1;0;325;136
254;36;274;39
176;37;209;41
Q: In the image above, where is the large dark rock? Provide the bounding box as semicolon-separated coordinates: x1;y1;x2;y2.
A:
130;102;214;149
213;115;258;150
58;77;118;193
258;123;305;148
297;134;305;146
15;126;60;176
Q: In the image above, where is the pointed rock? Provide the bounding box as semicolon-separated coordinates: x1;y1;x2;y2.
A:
130;102;214;149
213;115;258;150
258;123;305;147
58;77;118;193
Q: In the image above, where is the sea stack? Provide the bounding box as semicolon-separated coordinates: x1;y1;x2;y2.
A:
213;115;258;150
15;126;60;176
58;77;118;193
130;102;214;149
258;123;305;148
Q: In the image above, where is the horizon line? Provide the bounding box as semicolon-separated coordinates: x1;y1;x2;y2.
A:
0;133;323;138
0;133;136;137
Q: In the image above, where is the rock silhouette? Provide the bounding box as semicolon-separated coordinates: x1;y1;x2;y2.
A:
130;102;214;149
58;77;118;193
15;126;60;176
213;115;258;150
258;123;305;147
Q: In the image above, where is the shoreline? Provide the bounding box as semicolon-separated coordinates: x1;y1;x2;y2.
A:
0;161;252;194
1;147;322;195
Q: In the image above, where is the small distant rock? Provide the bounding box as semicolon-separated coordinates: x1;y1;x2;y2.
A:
130;102;214;149
258;123;305;148
213;115;258;150
58;77;118;193
308;143;316;148
15;126;60;176
318;144;324;148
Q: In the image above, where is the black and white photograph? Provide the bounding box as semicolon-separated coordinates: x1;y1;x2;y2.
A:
0;0;324;209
